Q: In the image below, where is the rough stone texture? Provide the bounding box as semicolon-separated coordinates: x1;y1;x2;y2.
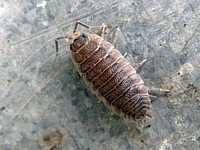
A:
0;0;200;149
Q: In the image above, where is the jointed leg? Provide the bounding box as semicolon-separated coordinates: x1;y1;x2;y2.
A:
55;36;68;57
73;21;91;33
123;52;128;58
99;23;109;38
148;88;170;93
149;95;157;99
111;27;120;47
55;21;91;56
73;21;109;38
134;59;147;71
55;36;73;57
148;87;170;100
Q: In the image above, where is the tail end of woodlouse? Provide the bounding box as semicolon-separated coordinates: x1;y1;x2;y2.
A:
139;115;152;127
123;112;152;127
138;109;152;127
125;117;145;128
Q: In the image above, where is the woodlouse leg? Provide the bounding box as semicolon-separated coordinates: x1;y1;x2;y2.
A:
148;88;170;93
111;27;128;58
73;21;109;38
111;27;120;47
149;95;157;99
123;52;128;58
134;59;147;71
148;88;170;98
55;36;73;57
73;21;92;33
99;23;109;39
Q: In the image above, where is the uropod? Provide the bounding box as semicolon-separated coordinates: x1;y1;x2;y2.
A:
55;21;169;126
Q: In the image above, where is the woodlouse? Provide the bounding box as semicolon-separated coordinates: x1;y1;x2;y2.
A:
56;21;167;126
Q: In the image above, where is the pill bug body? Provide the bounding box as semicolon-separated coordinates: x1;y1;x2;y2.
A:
70;33;152;123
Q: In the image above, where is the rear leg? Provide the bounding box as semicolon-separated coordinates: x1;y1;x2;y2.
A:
131;59;169;96
132;59;170;96
149;88;170;93
148;87;170;99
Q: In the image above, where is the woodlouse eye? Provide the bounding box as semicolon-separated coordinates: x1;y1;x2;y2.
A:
74;38;79;42
81;33;87;38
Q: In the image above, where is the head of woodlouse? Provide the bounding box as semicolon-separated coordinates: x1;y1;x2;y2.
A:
70;33;89;52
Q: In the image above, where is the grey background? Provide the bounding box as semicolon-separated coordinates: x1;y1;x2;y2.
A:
0;0;200;149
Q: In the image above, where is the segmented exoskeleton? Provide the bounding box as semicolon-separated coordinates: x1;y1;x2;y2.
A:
56;21;154;126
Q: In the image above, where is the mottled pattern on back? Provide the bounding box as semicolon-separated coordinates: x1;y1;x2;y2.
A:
70;33;151;122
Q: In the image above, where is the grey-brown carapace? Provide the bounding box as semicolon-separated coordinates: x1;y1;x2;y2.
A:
56;21;153;126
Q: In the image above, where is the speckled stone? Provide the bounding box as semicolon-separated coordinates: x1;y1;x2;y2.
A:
0;0;200;149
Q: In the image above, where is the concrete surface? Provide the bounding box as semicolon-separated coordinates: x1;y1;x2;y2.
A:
0;0;200;149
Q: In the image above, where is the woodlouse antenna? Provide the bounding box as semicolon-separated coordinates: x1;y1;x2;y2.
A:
55;36;73;57
55;21;110;57
55;21;92;57
73;21;110;38
73;21;91;33
99;23;109;38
